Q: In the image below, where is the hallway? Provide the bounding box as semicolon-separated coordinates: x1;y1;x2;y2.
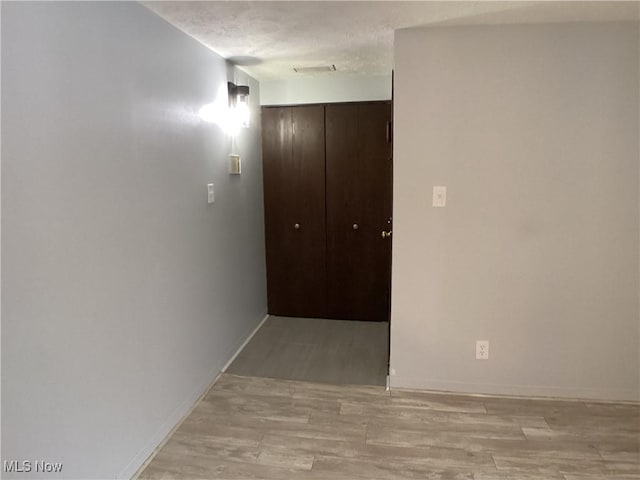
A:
226;316;389;386
3;3;638;478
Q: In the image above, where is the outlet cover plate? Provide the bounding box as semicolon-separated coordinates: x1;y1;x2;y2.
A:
476;340;489;360
433;186;447;207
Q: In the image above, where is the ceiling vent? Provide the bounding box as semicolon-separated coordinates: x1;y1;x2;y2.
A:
293;65;336;74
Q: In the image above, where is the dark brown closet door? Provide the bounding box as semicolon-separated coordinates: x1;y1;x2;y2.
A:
325;102;393;321
262;106;326;317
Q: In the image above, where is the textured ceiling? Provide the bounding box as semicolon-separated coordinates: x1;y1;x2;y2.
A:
143;1;639;80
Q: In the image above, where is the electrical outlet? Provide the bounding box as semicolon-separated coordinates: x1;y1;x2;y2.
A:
433;186;447;207
476;340;489;360
207;183;215;204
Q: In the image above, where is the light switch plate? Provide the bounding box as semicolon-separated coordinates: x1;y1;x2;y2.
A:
207;183;215;204
433;186;447;207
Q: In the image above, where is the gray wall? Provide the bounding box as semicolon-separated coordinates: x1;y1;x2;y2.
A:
391;22;639;401
1;2;266;478
260;74;391;105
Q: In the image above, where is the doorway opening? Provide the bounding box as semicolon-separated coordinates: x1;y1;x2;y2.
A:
236;101;393;386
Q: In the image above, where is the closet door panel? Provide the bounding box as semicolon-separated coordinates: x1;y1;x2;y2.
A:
326;103;392;321
358;102;393;321
262;106;326;317
325;104;360;319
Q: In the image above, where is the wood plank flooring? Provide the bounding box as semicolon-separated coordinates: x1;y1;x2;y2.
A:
139;374;640;480
226;316;388;386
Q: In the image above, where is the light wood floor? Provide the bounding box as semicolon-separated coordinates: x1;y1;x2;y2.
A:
139;374;639;479
226;316;388;386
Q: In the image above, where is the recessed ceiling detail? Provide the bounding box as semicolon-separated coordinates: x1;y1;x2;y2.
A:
293;65;337;74
143;1;639;81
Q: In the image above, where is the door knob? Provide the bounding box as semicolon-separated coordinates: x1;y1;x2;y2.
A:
294;223;300;230
352;224;359;230
381;230;392;239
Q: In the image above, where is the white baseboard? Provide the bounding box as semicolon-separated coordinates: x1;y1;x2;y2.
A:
118;363;220;480
119;312;270;480
389;375;639;404
221;313;270;373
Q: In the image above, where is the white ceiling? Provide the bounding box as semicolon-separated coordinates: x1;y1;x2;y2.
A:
143;1;639;81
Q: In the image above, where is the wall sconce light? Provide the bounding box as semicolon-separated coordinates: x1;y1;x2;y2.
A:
228;82;250;129
198;82;250;136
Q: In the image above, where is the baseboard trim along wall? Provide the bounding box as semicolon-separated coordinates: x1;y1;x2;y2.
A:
389;376;639;404
221;313;270;374
121;312;269;480
121;364;221;480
